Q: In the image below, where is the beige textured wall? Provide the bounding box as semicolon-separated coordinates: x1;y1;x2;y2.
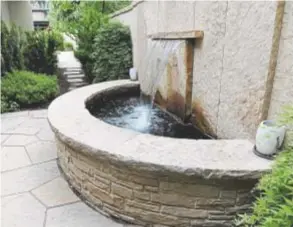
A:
268;2;293;119
1;1;11;23
113;1;291;139
1;1;33;30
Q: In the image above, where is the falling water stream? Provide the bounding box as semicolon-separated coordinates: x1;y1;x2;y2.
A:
88;40;211;139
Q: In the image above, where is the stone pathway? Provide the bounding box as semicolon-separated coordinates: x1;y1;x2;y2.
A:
1;110;137;227
57;51;88;93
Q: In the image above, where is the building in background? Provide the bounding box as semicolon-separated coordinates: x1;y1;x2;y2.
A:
30;0;50;30
1;0;34;30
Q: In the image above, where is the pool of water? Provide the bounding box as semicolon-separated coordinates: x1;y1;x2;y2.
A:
88;95;211;140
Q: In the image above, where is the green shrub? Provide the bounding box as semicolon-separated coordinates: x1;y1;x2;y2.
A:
1;21;25;76
91;22;132;83
74;12;109;83
1;21;12;76
1;21;61;77
1;71;58;109
64;42;74;50
52;30;64;51
236;106;293;227
49;1;130;83
23;30;58;75
1;95;20;113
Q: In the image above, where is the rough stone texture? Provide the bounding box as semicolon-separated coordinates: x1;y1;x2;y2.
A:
48;80;272;226
217;1;277;139
113;1;291;139
48;81;271;180
191;1;228;135
55;136;258;226
268;2;293;119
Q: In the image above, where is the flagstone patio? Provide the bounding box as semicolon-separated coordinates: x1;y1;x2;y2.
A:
1;109;137;227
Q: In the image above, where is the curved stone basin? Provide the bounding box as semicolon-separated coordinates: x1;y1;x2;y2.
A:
48;80;272;227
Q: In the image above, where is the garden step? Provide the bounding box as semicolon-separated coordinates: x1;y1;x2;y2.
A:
67;78;85;83
66;74;85;80
63;66;82;70
63;70;83;75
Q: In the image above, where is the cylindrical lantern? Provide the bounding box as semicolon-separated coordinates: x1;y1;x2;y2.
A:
255;120;286;158
129;68;138;81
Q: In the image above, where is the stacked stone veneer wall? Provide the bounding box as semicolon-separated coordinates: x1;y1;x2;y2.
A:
112;1;293;140
56;137;256;227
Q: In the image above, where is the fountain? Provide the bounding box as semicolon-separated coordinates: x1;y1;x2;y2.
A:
48;30;272;227
86;39;210;140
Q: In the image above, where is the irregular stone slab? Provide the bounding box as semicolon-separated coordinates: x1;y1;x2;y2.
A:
2;135;39;146
4;127;40;135
1;194;21;206
1;111;29;119
18;118;49;128
1;160;60;196
32;177;79;207
46;202;123;227
1;117;27;133
37;127;55;141
1;192;46;227
1;135;10;144
1;147;31;172
29;109;48;119
26;141;57;164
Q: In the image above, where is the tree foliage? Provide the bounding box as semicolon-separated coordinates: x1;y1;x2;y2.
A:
49;0;131;82
92;22;132;83
1;21;25;76
1;21;63;76
23;30;61;75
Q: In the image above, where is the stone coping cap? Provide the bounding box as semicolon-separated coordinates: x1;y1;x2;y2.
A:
48;80;272;180
148;31;204;40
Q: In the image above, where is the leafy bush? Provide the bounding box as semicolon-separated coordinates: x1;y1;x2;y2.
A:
1;21;25;76
73;11;109;82
1;71;58;109
64;42;73;50
1;21;61;76
52;30;64;51
236;106;293;227
49;1;131;82
23;31;58;75
1;96;20;113
91;22;132;83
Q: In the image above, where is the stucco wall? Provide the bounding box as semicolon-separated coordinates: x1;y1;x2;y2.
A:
268;2;293;119
1;1;33;30
113;1;292;140
1;1;11;23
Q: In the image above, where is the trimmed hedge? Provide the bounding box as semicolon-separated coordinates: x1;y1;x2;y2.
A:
91;22;132;83
1;71;59;112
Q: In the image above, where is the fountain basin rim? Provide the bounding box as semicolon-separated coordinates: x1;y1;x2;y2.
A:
48;80;272;180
